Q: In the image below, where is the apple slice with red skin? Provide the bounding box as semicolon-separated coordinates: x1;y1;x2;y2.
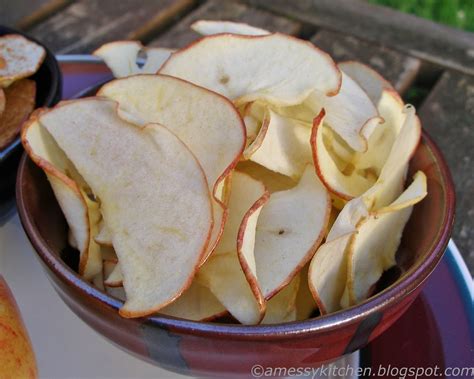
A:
93;41;174;78
159;33;341;106
255;165;330;299
38;98;213;318
191;20;270;36
98;74;246;266
22;111;102;280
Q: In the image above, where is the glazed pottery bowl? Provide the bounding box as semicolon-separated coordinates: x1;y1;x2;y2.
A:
0;26;62;208
16;123;454;377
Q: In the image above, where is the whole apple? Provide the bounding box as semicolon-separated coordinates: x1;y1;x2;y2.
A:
0;275;37;378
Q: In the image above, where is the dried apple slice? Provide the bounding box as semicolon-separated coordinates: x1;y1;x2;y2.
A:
308;233;353;314
104;261;123;287
352;90;405;175
191;20;270;36
0;34;45;88
214;172;267;254
312;90;410;200
261;275;300;324
94;220;112;246
255;165;330;299
93;41;174;78
92;269;104;291
249;110;313;179
363;105;421;210
198;253;264;325
311;109;375;200
0;89;5;116
99;74;245;263
100;245;116;261
242;110;269;159
309;105;422;313
339;61;400;105
346;172;427;305
1;79;36;150
199;172;268;324
21;112;102;280
236;161;296;193
103;260;126;300
295;264;317;320
306;71;383;152
160;281;226;322
160;33;341;106
38;98;213;318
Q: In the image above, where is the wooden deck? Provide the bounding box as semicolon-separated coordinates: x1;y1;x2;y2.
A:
1;0;473;273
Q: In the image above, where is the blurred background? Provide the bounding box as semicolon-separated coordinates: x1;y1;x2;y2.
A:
370;0;473;32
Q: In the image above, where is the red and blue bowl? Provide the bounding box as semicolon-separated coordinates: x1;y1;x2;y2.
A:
16;120;454;377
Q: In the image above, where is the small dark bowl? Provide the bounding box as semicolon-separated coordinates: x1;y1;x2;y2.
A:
16;115;454;377
0;25;62;214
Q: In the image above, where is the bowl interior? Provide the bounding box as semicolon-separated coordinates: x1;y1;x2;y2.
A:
16;120;455;333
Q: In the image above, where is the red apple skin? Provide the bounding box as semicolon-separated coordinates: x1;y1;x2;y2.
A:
0;275;38;379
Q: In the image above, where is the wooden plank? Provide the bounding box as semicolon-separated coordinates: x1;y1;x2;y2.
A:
312;30;420;94
419;71;474;274
26;0;196;54
247;0;474;76
150;0;301;48
0;0;70;29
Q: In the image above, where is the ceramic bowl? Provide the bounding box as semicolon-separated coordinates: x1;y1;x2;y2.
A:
0;25;62;213
16;123;454;377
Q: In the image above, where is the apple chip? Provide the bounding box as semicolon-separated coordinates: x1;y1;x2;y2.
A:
310;105;422;313
255;165;330;299
191;20;270;36
339;61;400;105
295;265;317;320
102;260;125;299
249;110;313;179
198;172;268;324
160;33;341;106
261;275;300;324
0;89;5;116
236;161;296;193
92;270;104;291
99;74;245;263
312;110;375;200
352;90;405;175
308;191;371;314
306;71;383;152
93;41;174;78
100;245;116;261
0;35;45;88
311;89;409;200
363;105;421;210
309;233;353;314
160;281;226;322
198;253;265;325
216;172;268;254
242;110;269;159
39;98;213;318
22;112;102;280
1;79;36;150
345;172;427;306
104;261;123;287
94;220;112;246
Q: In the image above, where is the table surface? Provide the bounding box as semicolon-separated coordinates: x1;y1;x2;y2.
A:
1;0;473;274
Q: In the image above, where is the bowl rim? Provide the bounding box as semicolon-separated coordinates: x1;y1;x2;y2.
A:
16;128;455;340
0;25;62;162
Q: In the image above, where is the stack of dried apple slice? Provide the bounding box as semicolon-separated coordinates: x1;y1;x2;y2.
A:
1;34;45;150
22;21;427;324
